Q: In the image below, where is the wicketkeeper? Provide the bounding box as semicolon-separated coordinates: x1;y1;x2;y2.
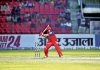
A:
39;25;63;57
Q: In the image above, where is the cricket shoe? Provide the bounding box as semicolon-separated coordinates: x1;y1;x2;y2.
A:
59;54;63;58
43;55;48;58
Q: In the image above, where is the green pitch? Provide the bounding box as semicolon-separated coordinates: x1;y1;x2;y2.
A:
0;50;100;70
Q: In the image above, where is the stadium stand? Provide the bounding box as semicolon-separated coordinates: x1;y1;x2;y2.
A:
0;0;72;34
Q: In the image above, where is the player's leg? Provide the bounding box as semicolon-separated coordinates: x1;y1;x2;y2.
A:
44;42;52;57
53;42;63;57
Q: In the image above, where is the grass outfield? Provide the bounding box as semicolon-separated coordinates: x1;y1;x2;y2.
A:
0;50;100;70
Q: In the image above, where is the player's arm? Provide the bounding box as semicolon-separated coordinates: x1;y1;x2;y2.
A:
39;25;51;36
39;32;49;38
42;34;49;37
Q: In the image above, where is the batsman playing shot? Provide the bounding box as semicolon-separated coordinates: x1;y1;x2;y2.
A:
39;25;63;58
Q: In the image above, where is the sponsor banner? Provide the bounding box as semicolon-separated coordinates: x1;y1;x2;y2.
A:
56;34;95;49
0;34;39;49
95;34;100;47
0;34;95;49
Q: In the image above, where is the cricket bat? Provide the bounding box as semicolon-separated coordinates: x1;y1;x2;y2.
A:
39;25;51;36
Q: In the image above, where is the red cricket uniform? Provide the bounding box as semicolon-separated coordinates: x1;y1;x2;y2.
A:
44;31;63;57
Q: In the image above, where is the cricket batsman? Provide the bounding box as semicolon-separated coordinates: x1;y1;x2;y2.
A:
39;25;63;57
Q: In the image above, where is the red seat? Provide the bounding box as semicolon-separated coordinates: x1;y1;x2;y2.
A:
25;22;31;33
59;8;64;12
0;16;2;22
11;23;22;34
34;2;39;12
54;8;60;14
61;28;65;33
40;5;45;14
20;8;25;14
2;16;6;22
0;28;5;34
30;28;35;34
45;4;50;10
5;10;11;15
20;15;24;21
5;23;11;34
15;2;20;7
25;8;30;13
50;15;56;21
44;4;50;14
15;24;22;33
11;24;15;34
66;27;72;34
49;5;55;14
30;8;34;13
20;23;25;33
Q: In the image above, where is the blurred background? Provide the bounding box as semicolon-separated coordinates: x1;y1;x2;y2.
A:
0;0;100;34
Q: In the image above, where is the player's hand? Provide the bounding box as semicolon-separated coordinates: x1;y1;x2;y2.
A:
39;32;43;36
43;34;49;37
